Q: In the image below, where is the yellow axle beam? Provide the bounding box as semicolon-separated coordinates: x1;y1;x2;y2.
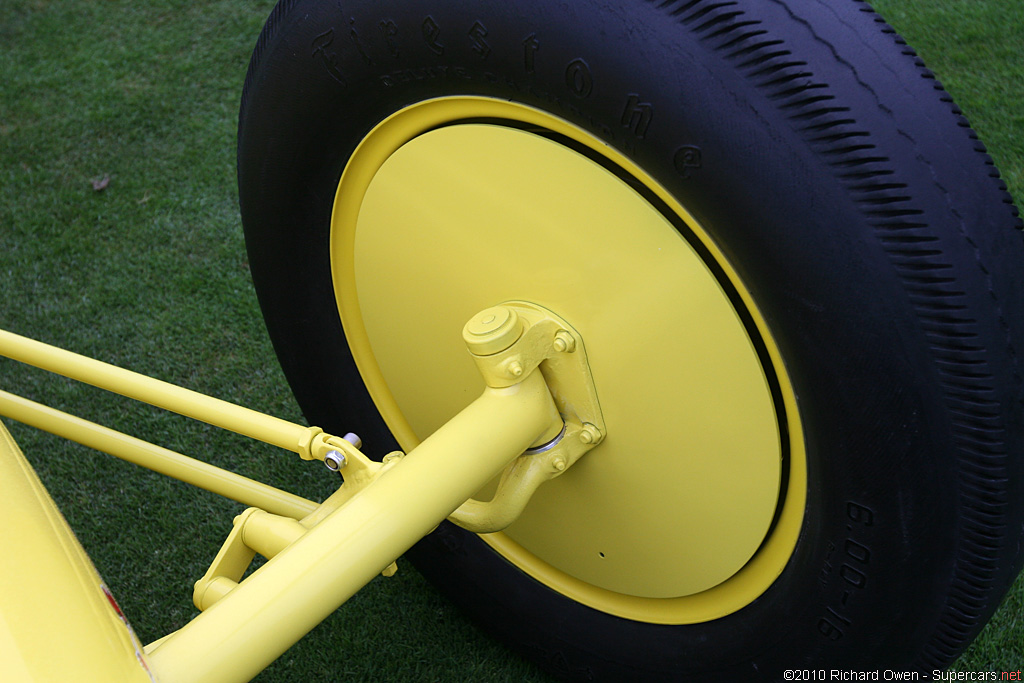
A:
144;369;561;683
0;305;585;682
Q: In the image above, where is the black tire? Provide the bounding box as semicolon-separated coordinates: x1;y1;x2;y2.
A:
237;1;1024;680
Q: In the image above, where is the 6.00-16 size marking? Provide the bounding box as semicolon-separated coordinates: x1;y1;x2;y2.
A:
817;502;875;641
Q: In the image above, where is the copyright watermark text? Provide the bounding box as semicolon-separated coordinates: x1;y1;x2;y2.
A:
782;670;1022;682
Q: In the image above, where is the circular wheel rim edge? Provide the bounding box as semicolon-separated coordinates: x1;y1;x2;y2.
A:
328;96;807;624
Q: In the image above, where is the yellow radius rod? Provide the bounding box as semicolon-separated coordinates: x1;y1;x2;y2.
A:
0;329;315;454
0;389;316;519
0;329;321;516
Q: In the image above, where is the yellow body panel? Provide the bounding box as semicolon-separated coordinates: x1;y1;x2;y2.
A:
0;421;152;683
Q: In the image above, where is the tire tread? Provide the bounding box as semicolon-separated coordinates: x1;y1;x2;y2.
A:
642;0;1022;670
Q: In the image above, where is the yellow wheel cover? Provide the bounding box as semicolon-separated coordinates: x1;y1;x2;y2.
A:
330;97;806;624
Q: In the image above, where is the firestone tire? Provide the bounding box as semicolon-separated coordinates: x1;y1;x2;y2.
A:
237;1;1024;680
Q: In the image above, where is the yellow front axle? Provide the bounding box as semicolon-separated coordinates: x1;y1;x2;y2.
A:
0;303;602;683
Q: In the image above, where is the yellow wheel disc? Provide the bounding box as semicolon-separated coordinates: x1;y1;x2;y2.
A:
330;97;806;624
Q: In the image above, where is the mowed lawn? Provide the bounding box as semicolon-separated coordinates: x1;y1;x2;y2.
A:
0;0;1021;680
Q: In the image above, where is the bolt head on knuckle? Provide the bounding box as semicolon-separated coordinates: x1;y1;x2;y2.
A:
553;330;576;353
579;424;602;445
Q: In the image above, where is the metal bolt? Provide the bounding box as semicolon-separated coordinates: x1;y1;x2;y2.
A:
552;330;576;353
324;450;347;471
506;360;524;378
343;432;362;449
552;457;567;472
579;423;602;445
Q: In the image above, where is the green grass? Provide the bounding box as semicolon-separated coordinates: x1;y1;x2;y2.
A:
0;1;1021;680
